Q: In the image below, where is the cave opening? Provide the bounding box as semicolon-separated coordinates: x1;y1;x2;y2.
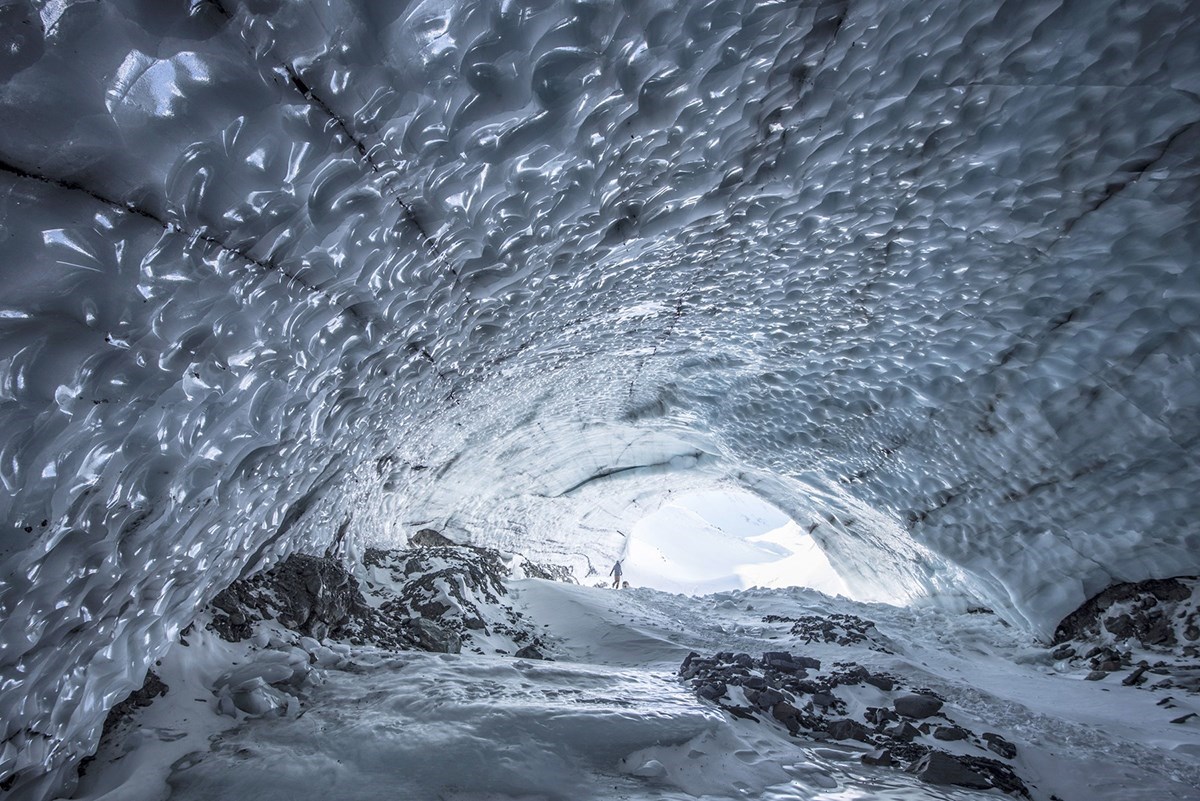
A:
622;488;852;599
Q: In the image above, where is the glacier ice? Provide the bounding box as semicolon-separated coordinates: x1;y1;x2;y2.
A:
0;0;1198;794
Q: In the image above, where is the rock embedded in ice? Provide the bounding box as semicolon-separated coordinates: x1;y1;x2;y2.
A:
893;694;944;719
909;751;992;790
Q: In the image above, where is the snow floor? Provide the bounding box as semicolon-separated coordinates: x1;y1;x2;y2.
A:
68;581;1200;801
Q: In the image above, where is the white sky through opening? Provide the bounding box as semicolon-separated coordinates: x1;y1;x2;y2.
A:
621;489;852;598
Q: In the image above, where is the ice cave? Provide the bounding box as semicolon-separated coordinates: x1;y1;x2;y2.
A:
1;0;1198;799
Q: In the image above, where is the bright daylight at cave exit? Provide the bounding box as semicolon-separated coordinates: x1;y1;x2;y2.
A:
0;1;1198;801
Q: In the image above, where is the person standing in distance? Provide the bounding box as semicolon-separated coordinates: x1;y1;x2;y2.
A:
609;559;623;589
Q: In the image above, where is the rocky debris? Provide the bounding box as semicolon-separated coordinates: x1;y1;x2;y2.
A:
409;528;457;548
1170;713;1197;724
207;553;419;651
361;542;567;657
1054;577;1198;648
680;650;1029;797
518;559;576;584
1050;578;1200;693
762;612;891;651
894;694;944;719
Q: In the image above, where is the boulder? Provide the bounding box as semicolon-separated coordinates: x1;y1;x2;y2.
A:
933;725;969;742
826;719;871;742
894;694;943;718
407;618;461;654
862;749;895;767
910;751;992;789
514;644;545;660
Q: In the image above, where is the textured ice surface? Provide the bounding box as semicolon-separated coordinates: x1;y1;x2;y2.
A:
1;0;1199;794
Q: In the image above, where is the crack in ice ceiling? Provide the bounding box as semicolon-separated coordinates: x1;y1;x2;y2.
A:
0;0;1198;795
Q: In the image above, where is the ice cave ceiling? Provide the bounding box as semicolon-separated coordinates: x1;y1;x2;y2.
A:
0;0;1199;792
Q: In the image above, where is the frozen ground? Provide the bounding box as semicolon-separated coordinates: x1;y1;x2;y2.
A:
68;577;1200;801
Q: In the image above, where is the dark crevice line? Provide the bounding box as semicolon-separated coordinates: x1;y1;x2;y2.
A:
1060;119;1199;237
0;158;369;324
210;2;460;281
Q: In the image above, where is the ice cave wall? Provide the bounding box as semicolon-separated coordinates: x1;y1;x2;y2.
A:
1;0;1199;794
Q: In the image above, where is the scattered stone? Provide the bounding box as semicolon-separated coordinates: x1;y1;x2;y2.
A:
894;694;943;718
1170;713;1197;724
811;692;837;708
762;613;890;651
909;751;991;789
697;681;727;701
1085;671;1108;681
983;732;1017;759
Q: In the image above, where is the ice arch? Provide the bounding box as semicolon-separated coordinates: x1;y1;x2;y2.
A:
0;0;1198;794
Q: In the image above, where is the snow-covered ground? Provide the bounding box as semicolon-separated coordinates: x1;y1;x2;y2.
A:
67;573;1200;801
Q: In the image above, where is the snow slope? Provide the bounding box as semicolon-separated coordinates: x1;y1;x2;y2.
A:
69;579;1200;801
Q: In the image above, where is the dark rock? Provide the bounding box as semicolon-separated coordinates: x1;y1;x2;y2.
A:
209;553;372;642
1171;713;1197;724
1053;577;1195;646
744;676;767;690
1104;614;1136;640
862;749;895;767
885;722;922;741
1122;665;1149;686
763;651;819;672
910;751;991;789
407;618;461;654
697;681;727;701
1097;659;1122;672
865;706;899;726
755;688;785;709
982;732;1017;759
959;754;1031;797
865;673;895;691
933;725;970;741
894;694;943;718
1085;671;1108;681
514;644;545;660
827;718;871;742
811;692;837;708
771;701;802;733
1051;645;1076;660
410;528;456;548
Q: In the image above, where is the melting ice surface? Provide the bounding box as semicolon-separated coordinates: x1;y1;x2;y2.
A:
0;0;1198;795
